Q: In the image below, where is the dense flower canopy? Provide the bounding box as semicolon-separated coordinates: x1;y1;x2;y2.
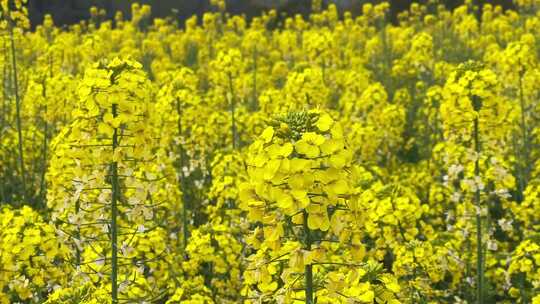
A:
1;1;540;303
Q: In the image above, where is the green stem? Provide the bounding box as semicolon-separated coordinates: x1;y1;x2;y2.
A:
379;15;392;99
38;56;54;206
518;71;530;193
514;131;525;204
176;98;189;256
75;199;81;266
473;113;484;304
111;103;119;304
9;22;26;203
228;73;237;150
464;233;472;301
38;109;48;205
520;273;528;304
38;73;49;206
302;210;314;304
0;48;6;202
517;71;529;303
252;46;258;111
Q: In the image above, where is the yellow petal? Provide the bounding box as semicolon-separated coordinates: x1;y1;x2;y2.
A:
316;113;333;131
261;127;274;143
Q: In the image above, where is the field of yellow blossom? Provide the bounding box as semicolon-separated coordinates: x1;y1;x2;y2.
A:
1;0;540;303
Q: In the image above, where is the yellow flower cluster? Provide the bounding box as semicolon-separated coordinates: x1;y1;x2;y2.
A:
0;206;70;303
441;61;508;141
239;111;400;303
46;58;179;302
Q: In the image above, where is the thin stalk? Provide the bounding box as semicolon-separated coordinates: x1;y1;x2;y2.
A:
2;36;10;119
111;103;119;304
473;113;484;304
38;76;50;206
379;15;393;99
516;72;529;302
514;131;525;204
9;22;26;202
0;45;7;202
37;106;47;205
464;232;472;301
38;57;54;205
75;199;81;265
0;175;4;203
0;51;4;131
228;73;237;150
176;98;189;255
321;59;326;87
510;134;525;246
519;273;528;304
302;210;314;304
251;46;258;111
518;71;530;194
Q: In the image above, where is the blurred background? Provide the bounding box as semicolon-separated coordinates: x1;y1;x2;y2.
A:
28;0;515;27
